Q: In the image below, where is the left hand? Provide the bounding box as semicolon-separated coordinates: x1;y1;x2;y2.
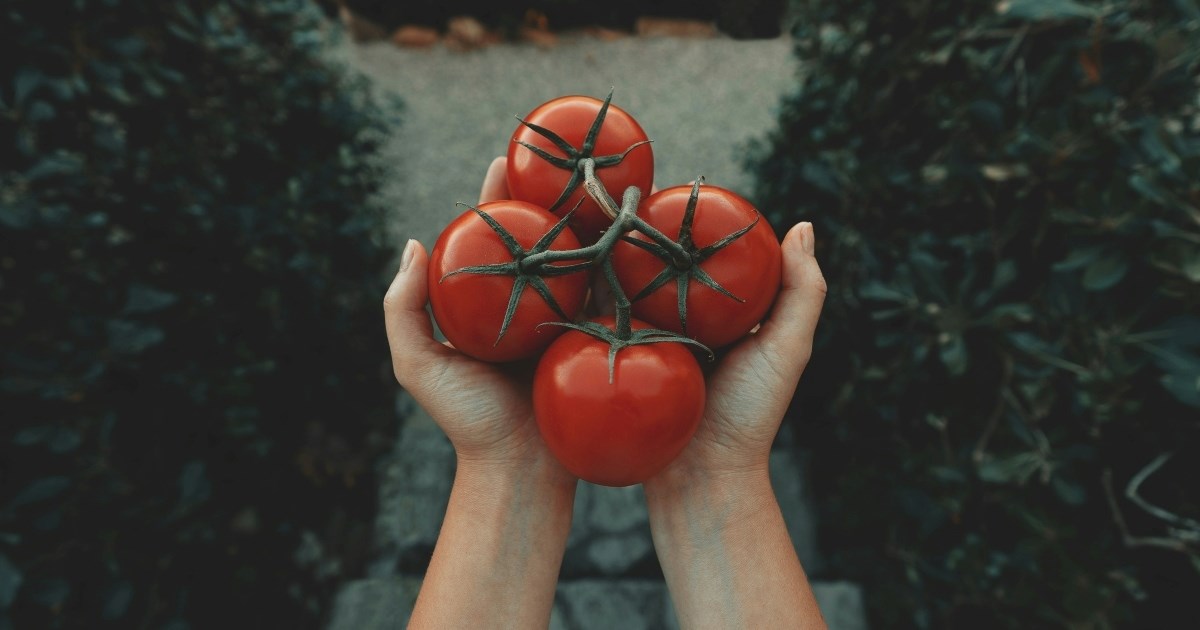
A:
382;157;572;475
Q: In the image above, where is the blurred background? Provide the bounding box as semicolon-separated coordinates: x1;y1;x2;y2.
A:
2;1;1198;628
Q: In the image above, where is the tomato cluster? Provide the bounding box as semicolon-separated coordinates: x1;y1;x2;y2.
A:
427;92;783;486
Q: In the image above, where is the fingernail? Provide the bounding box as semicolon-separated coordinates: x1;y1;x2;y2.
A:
400;239;417;273
800;222;815;254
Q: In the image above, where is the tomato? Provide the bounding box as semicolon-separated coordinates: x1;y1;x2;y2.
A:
428;200;588;362
507;94;654;245
533;316;706;487
611;184;782;349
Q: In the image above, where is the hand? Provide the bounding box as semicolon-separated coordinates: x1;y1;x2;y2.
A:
648;220;827;487
386;157;576;629
641;221;829;629
383;157;570;474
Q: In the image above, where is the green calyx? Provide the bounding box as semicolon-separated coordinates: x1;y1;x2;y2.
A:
514;89;652;214
622;178;759;336
540;320;713;384
441;203;587;347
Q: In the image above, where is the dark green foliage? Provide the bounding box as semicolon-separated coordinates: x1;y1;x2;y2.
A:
2;1;399;627
752;0;1200;626
341;0;784;39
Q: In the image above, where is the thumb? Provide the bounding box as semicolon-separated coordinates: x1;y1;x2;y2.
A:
383;239;449;389
753;222;827;368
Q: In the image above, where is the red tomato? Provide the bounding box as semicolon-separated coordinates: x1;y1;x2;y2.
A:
611;185;782;349
507;95;654;245
533;316;706;487
428;200;588;362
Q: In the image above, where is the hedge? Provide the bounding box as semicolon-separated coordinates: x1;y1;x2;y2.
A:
751;0;1200;626
2;1;399;627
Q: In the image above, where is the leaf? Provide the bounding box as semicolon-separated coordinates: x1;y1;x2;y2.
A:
24;151;85;181
988;303;1034;324
14;425;52;447
801;160;840;194
102;581;133;620
106;320;165;354
1164;316;1200;348
0;554;21;608
1008;331;1054;355
6;477;70;512
13;67;42;107
1183;249;1200;282
969;100;1005;130
1139;123;1183;180
1161;371;1200;408
124;284;178;314
908;250;950;302
0;201;34;229
996;0;1100;21
930;466;968;484
1052;245;1102;271
1052;475;1087;505
1082;255;1128;291
177;460;211;510
978;452;1040;483
992;260;1017;292
939;334;969;376
859;281;911;303
28;578;69;608
27;101;55;122
48;427;82;454
1129;173;1168;206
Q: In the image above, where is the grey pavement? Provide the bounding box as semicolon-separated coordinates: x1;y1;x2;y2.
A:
336;32;799;250
330;30;867;630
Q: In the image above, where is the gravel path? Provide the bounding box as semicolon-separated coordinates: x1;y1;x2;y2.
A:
337;34;799;250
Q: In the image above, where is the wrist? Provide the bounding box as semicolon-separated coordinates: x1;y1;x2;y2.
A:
643;461;774;531
455;447;577;499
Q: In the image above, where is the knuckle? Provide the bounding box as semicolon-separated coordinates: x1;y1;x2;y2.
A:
812;272;829;297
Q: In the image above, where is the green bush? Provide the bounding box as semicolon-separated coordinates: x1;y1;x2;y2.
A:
341;0;785;39
751;0;1199;626
2;1;399;627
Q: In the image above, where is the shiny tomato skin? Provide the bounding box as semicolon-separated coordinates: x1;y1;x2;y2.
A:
428;201;587;363
612;185;782;349
507;96;654;245
533;316;705;487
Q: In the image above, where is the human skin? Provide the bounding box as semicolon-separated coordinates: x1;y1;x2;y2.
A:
384;157;828;628
642;216;829;628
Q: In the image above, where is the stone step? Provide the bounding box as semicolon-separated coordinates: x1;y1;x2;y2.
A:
370;392;821;579
335;392;863;629
328;576;867;630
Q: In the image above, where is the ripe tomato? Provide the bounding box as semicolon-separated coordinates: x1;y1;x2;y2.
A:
507;95;654;245
533;316;706;487
428;200;588;362
611;184;782;349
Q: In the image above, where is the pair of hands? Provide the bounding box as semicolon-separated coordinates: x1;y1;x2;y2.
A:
384;157;828;486
384;157;829;628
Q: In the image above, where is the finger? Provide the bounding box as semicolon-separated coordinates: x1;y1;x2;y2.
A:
479;156;509;203
383;240;448;386
754;222;827;360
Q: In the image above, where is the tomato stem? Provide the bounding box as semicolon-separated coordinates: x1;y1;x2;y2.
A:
602;255;634;340
582;157;623;220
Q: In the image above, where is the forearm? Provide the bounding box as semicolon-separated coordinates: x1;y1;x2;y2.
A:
644;468;826;629
408;453;576;629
